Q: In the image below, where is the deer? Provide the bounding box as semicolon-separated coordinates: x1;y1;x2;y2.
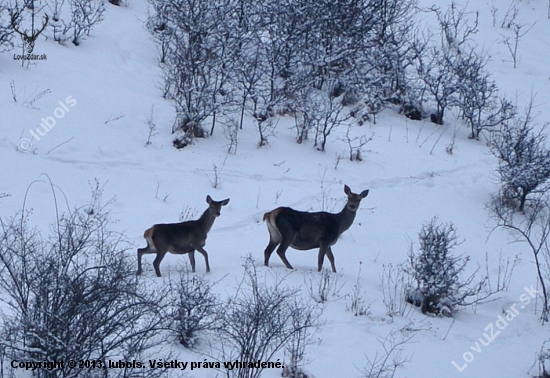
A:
263;185;369;273
137;195;229;277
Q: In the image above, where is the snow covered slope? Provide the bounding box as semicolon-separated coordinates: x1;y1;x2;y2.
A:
1;0;549;376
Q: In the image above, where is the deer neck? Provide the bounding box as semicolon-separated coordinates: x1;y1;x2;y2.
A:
198;209;217;233
336;205;357;234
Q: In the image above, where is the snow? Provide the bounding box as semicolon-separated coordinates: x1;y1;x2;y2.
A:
1;0;550;377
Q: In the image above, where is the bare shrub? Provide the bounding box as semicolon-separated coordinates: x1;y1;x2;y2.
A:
165;270;220;348
489;194;550;322
0;190;165;377
405;218;487;316
0;0;17;52
490;101;550;212
339;126;374;162
380;263;413;318
217;257;322;378
360;330;416;378
347;262;372;316
305;268;344;303
47;0;105;46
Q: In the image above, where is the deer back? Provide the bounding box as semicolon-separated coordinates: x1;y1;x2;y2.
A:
275;208;343;249
151;221;206;252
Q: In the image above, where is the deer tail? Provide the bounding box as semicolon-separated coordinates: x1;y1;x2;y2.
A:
143;226;156;251
263;208;283;240
263;208;281;223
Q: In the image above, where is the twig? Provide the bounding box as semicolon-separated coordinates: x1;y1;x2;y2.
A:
46;137;74;154
145;105;157;145
10;80;17;102
104;114;125;125
24;89;51;109
443;319;455;341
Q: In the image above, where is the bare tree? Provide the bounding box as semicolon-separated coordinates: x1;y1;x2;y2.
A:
489;102;550;212
312;83;351;152
453;50;515;139
417;3;479;125
489;194;550;322
501;22;536;69
416;46;459;125
148;0;236;147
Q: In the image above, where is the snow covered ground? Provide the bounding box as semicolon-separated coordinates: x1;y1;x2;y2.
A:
1;0;550;377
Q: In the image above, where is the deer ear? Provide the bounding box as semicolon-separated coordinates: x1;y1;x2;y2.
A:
206;195;213;204
360;190;369;198
344;185;351;195
222;198;230;206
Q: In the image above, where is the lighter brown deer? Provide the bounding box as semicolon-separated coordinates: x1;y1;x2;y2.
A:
137;195;229;277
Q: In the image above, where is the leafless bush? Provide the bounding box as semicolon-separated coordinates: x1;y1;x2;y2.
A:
453;50;515;139
305;268;344;303
282;299;322;378
360;330;415;378
0;190;166;377
145;105;157;146
489;101;550;212
0;0;17;52
347;262;372;317
405;218;488;317
489;193;550;322
223;117;240;154
501;21;536;69
500;1;520;28
165;270;220;348
217;257;322;378
536;340;550;377
47;0;105;46
485;251;520;293
380;264;412;318
339;126;374;162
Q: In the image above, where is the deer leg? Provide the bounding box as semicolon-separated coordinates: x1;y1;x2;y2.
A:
325;246;336;273
187;250;197;272
195;246;211;273
152;251;166;277
317;245;328;272
264;240;279;267
276;237;294;270
264;222;282;267
137;246;154;275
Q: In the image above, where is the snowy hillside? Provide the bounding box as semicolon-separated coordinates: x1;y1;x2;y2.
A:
1;0;550;377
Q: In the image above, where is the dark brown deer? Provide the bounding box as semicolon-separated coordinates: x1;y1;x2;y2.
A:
137;195;229;277
263;185;369;272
